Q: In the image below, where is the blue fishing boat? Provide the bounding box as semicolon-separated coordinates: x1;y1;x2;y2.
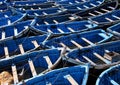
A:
18;64;89;85
63;0;104;11
32;14;79;26
75;0;118;19
90;9;120;26
0;13;26;28
0;34;49;59
66;40;120;69
42;29;113;50
0;48;63;85
96;64;120;85
56;0;90;5
26;7;67;18
0;20;32;40
107;22;120;37
32;20;98;34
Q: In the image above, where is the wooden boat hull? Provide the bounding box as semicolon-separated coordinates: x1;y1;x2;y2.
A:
42;29;113;50
0;20;32;40
0;34;49;59
0;13;26;28
90;10;120;26
65;40;120;69
18;65;89;85
76;0;118;19
107;22;120;37
96;64;120;85
32;20;98;35
0;48;62;84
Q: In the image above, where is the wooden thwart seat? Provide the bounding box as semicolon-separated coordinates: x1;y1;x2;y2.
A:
8;20;11;25
81;37;94;45
60;42;71;51
43;56;53;68
28;59;37;77
90;3;96;7
64;74;79;85
47;29;53;33
14;27;18;36
4;15;8;18
83;5;89;8
110;79;119;85
112;15;120;20
67;27;75;32
4;47;9;58
89;13;96;16
83;56;96;66
32;40;39;48
34;13;39;16
11;64;19;84
2;31;5;39
105;17;114;22
71;40;83;48
57;28;64;33
77;7;82;10
53;20;59;24
44;21;49;25
94;11;103;15
101;8;110;12
42;12;48;15
19;44;25;54
93;52;111;64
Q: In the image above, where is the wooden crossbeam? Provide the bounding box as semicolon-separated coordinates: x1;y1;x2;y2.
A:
4;15;8;18
11;64;19;84
83;5;89;8
105;17;114;22
44;21;49;25
60;42;71;51
2;31;5;39
47;29;53;33
4;47;9;58
88;13;96;16
95;10;103;15
81;37;94;45
83;56;96;66
53;20;59;24
69;2;73;4
67;27;75;32
64;74;79;85
71;40;83;48
30;8;34;10
34;13;39;16
112;15;120;20
8;20;11;25
77;7;82;10
31;40;39;48
57;28;64;33
42;12;48;15
90;3;96;7
69;17;75;20
93;52;111;64
14;27;18;36
110;79;119;85
101;8;110;12
38;7;41;9
75;1;80;3
19;44;25;54
43;56;53;68
28;59;37;77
